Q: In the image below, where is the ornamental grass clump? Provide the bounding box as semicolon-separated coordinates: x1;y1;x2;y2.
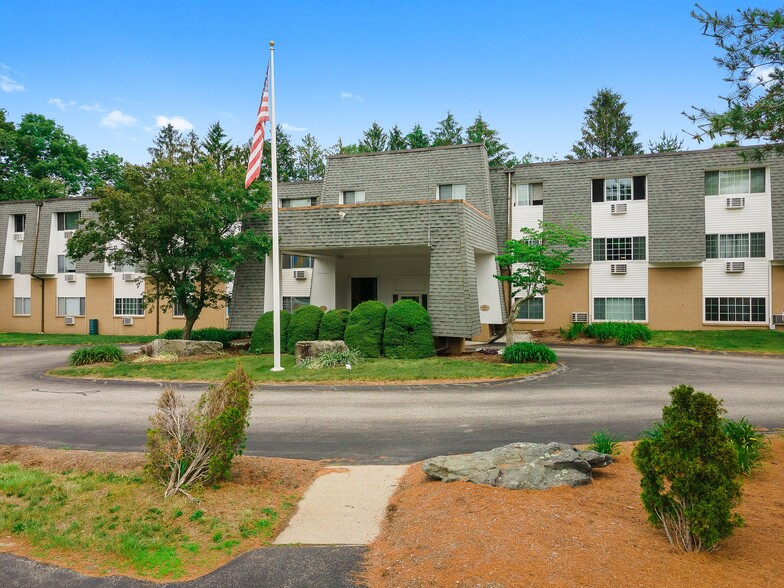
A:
502;342;557;364
286;305;325;354
382;300;435;359
583;322;652;345
632;385;743;552
587;429;622;455
344;301;387;358
68;344;124;366
722;417;770;475
318;308;350;341
300;348;363;369
249;310;292;354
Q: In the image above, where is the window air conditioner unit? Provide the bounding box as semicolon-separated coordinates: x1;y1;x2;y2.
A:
13;232;24;241
122;316;134;326
610;263;627;275
122;273;135;282
571;312;589;323
64;316;75;325
63;231;74;240
293;270;306;280
772;314;784;325
64;273;77;283
726;197;745;209
610;202;627;214
725;261;745;273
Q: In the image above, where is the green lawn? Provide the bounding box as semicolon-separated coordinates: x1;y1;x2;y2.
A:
645;329;784;354
0;332;157;346
49;353;553;383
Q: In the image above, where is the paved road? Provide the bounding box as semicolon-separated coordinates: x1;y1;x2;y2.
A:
0;345;781;463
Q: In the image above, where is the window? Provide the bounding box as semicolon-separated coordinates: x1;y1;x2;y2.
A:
592;176;646;202
282;255;313;269
57;211;80;231
115;298;144;316
516;297;544;320
58;255;76;273
14;214;25;233
705;297;766;322
515;183;543;206
438;184;466;200
341;191;365;205
114;263;136;273
14;297;31;315
172;301;185;317
705;233;765;258
14;256;22;274
283;296;310;312
705;168;765;195
392;294;428;309
594;297;646;321
281;197;316;207
57;297;85;316
593;237;646;261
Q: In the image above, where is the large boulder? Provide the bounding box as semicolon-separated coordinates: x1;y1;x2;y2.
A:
295;340;349;365
140;338;223;358
422;442;612;490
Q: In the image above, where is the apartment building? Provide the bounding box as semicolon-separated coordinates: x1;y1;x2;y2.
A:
0;197;228;335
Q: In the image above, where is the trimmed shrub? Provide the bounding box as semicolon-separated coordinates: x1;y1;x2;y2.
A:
249;311;292;354
162;328;184;340
382;300;435;359
318;309;350;341
69;345;124;366
632;385;743;552
583;322;652;345
344;301;387;358
502;342;557;364
722;417;770;475
286;305;325;354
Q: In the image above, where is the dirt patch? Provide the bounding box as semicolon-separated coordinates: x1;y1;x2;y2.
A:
454;351;504;364
361;438;784;588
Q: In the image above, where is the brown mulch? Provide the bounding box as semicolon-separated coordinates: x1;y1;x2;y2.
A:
360;438;784;588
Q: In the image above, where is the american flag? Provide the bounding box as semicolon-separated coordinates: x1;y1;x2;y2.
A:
245;64;270;188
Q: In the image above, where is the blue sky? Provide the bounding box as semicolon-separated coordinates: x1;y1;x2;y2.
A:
1;0;778;164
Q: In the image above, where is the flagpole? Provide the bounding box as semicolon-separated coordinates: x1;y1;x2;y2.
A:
269;41;284;372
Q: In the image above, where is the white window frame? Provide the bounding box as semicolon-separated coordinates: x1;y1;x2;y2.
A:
340;190;365;205
704;296;767;324
14;297;31;316
57;297;85;317
705;168;766;196
604;178;633;202
514;296;545;322
437;184;466;201
114;298;145;317
172;300;185;318
592;297;647;323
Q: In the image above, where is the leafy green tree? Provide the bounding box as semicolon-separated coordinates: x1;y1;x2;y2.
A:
148;124;186;163
648;132;685;153
405;123;430;149
572;88;643;158
202;121;232;172
360;122;388;152
68;129;271;340
296;133;326;179
388;125;407;150
495;221;589;345
466;112;515;166
687;5;784;159
430;112;464;146
87;150;125;189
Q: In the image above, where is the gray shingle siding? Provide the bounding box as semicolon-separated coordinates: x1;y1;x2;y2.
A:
0;201;38;275
489;168;510;252
771;162;784;260
278;180;323;202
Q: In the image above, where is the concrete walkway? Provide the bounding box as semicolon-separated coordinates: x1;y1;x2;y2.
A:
275;465;410;545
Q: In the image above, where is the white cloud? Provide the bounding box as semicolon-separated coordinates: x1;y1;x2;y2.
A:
155;115;194;131
101;110;138;128
79;102;106;112
48;98;76;110
0;64;24;93
340;91;364;102
751;65;778;84
281;122;307;132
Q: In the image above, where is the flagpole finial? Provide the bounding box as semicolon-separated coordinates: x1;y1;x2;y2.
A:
270;40;275;47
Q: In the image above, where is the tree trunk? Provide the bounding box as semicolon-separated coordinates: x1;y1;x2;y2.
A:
505;298;526;347
182;317;197;340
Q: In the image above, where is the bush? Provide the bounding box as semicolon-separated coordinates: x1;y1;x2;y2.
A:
344;301;387;358
583;322;652;345
632;385;743;552
300;348;364;369
560;322;584;340
318;309;350;341
146;363;253;497
587;429;622;455
722;417;770;475
382;300;435;359
286;305;325;354
69;345;124;366
502;342;557;364
161;328;184;340
249;311;292;354
161;327;245;348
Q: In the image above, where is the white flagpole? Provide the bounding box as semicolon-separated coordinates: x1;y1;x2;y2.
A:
269;41;284;372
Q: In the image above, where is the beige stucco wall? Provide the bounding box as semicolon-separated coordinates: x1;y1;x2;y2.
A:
773;266;784;323
514;268;590;331
0;278;43;333
648;267;704;330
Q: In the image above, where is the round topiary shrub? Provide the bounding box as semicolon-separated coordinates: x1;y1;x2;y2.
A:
318;308;350;341
286;305;325;354
344;301;387;358
249;310;292;354
382;300;435;359
502;342;557;363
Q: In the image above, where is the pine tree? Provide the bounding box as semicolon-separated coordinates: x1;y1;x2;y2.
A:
360;122;388;152
260;125;299;181
430;112;464;146
388;125;407;150
405;124;430;149
466;113;514;166
572;88;643;158
148;124;186;162
297;133;326;179
648;132;684;153
183;130;202;167
202;121;232;172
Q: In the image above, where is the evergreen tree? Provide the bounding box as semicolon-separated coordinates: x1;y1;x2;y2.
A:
388;125;407;150
297;133;326;179
260;125;299;181
430;112;464;146
183;129;202;167
572;88;643;158
466;112;514;166
648;132;684;153
148;124;186;163
202;121;232;172
405;123;430;149
360;122;388;152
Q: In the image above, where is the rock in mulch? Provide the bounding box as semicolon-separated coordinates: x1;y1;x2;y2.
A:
422;442;612;490
295;340;349;365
